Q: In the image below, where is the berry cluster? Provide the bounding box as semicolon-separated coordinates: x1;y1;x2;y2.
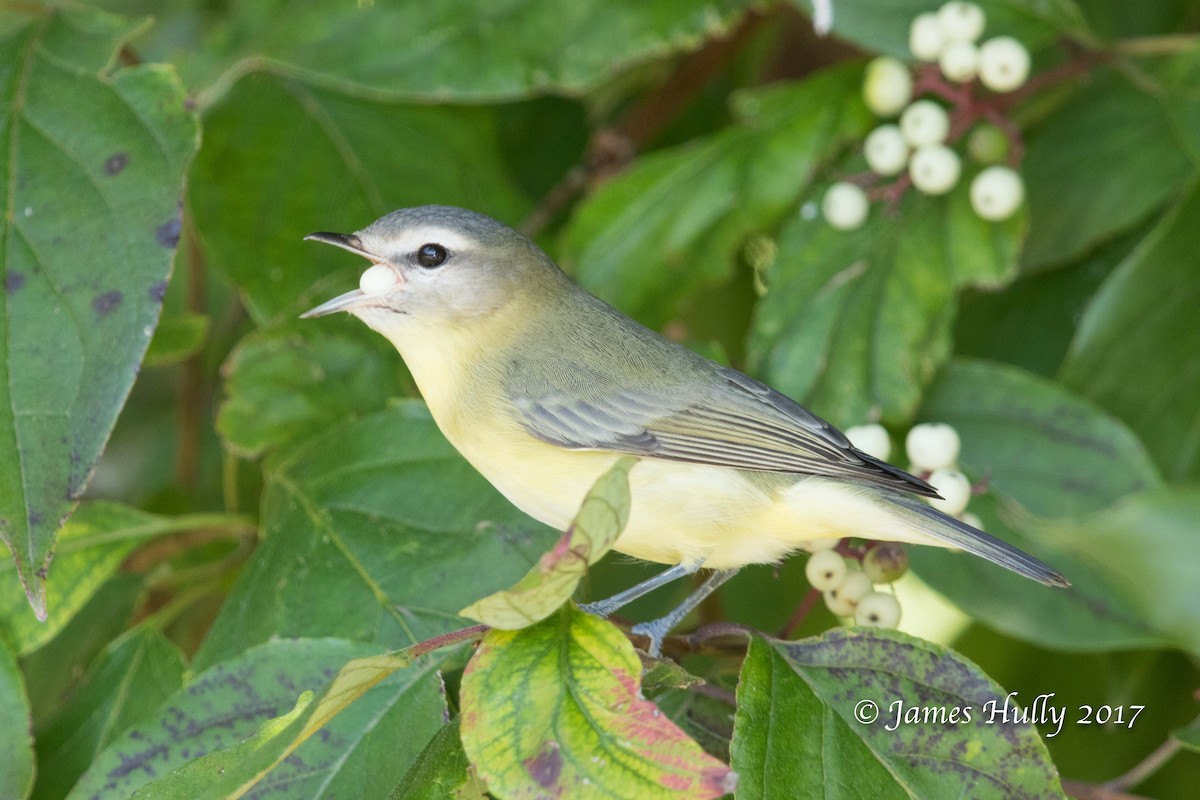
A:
822;2;1030;231
805;543;905;628
801;420;988;629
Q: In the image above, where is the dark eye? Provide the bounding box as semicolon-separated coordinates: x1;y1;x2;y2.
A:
416;243;448;268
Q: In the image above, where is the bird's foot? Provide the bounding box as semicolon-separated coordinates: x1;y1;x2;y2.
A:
630;617;674;657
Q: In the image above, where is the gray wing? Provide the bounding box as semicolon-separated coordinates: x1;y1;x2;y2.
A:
513;365;937;497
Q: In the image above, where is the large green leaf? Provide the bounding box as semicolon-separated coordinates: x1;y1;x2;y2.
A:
560;65;872;327
461;456;634;629
0;5;198;617
748;177;1025;428
189;69;530;325
1021;69;1196;271
67;638;445;800
34;625;186;800
794;0;1089;58
460;605;736;799
217;320;408;459
917;359;1161;517
187;0;762;102
194;401;554;671
731;632;1064;799
910;359;1178;653
0;503;245;655
1060;182;1200;481
0;638;33;800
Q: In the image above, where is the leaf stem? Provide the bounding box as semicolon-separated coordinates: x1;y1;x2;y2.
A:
779;587;821;638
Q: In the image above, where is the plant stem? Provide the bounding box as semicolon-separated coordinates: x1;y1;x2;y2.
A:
779;587;821;638
1105;732;1186;791
176;209;206;493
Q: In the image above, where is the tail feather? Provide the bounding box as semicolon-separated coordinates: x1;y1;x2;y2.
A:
889;494;1070;588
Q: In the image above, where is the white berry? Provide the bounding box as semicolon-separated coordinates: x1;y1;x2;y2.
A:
939;40;979;83
970;166;1025;221
909;13;945;62
830;570;873;606
937;2;986;42
908;145;961;195
899;100;950;147
824;589;857;617
928;468;972;516
978;37;1032;92
822;182;869;230
846;423;891;461
806;550;848;591
862;56;913;117
359;263;399;295
855;592;902;627
960;511;984;531
905;422;961;471
863;125;909;177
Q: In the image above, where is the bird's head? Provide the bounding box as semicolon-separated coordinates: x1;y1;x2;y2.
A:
301;206;558;333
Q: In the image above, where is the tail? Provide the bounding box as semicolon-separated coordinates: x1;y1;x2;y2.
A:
888;494;1070;588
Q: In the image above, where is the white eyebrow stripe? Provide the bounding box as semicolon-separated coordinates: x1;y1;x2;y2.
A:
362;226;476;258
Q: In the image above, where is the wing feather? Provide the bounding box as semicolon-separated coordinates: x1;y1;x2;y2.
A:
513;364;936;497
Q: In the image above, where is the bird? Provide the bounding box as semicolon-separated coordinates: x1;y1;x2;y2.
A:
301;205;1068;654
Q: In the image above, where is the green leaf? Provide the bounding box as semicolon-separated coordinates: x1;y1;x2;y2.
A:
1021;69;1196;271
731;632;1065;799
1060;181;1200;481
1174;718;1200;753
18;574;142;725
129;690;316;800
389;720;487;800
0;503;244;655
34;625;186;800
143;312;209;367
0;638;33;800
461;456;634;629
194;401;555;671
191;0;762;102
748;176;1025;427
1017;488;1200;656
910;359;1171;652
68;638;445;800
560;65;871;327
460;605;736;799
189;69;530;325
217;320;408;458
792;0;1089;57
918;359;1162;517
0;5;199;617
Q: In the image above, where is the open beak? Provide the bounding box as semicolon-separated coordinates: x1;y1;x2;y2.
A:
300;231;383;319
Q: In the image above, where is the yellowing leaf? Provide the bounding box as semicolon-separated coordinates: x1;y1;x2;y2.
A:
460;457;635;629
460;606;736;799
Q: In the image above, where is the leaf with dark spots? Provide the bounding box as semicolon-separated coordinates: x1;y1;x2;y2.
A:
0;4;199;617
66;639;445;800
731;631;1065;800
91;290;124;316
909;359;1179;653
147;280;168;301
155;216;182;248
460;605;735;800
103;152;128;175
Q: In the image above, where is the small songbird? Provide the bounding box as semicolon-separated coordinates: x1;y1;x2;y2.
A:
303;206;1067;653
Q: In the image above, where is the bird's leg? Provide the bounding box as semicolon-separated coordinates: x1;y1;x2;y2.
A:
630;569;739;657
579;563;696;618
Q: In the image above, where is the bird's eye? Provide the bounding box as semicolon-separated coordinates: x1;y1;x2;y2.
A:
416;243;448;268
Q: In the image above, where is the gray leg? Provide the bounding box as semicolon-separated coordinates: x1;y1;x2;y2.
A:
631;569;739;657
580;563;695;618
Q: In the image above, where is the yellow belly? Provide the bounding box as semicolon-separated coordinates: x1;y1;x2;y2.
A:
437;407;937;569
